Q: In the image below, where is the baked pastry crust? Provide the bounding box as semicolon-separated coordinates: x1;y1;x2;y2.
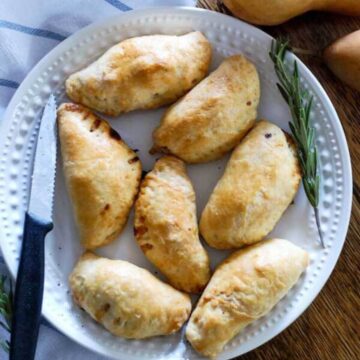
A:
58;103;142;249
134;156;211;293
65;32;211;116
200;120;301;249
69;252;191;339
186;238;309;358
151;55;260;163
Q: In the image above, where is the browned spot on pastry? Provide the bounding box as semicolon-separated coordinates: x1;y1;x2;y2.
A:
191;283;205;294
282;130;301;177
103;303;111;312
282;130;295;147
202;296;212;305
62;103;84;113
113;317;122;325
168;319;182;333
139;216;146;223
82;111;93;122
140;243;153;252
293;166;302;178
265;133;272;139
100;203;111;215
73;293;83;305
133;191;140;203
246;101;252;106
149;145;170;155
134;225;148;237
90;118;101;132
109;128;122;141
149;146;157;155
95;303;111;320
128;156;139;164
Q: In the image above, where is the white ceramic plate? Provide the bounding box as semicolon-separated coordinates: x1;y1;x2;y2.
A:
0;7;352;360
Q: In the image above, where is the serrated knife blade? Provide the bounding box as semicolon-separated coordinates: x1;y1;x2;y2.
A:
10;94;57;360
28;94;57;223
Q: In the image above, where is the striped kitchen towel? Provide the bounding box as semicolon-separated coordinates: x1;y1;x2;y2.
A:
0;1;196;359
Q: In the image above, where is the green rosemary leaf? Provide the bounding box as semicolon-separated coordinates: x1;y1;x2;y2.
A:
269;39;324;247
0;339;9;353
0;276;13;353
277;83;290;103
0;320;10;333
305;96;313;128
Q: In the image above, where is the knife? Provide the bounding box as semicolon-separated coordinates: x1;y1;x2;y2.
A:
10;94;57;360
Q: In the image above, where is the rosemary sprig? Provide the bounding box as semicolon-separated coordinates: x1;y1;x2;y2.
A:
269;39;325;248
0;275;13;353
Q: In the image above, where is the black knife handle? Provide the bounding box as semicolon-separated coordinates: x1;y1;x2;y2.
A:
10;212;53;360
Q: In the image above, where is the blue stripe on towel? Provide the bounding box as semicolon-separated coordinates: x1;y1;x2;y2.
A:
0;79;19;89
104;0;132;11
0;20;66;41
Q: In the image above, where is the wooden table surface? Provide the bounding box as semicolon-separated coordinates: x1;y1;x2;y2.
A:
197;2;359;359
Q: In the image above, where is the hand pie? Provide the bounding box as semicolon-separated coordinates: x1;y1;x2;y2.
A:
200;120;301;249
151;55;260;163
134;156;211;293
186;239;309;358
65;32;211;116
69;252;191;339
58;103;141;249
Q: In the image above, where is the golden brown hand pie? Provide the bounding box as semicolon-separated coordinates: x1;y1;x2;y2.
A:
58;103;141;249
151;55;260;163
134;156;211;293
186;239;309;358
200;120;301;249
69;252;191;339
65;32;211;116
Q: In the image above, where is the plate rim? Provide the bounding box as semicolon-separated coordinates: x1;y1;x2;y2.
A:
0;6;353;360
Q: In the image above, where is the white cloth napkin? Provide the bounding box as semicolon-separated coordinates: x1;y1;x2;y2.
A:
0;1;196;359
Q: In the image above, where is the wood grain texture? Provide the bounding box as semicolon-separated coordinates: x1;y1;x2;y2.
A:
197;2;360;359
